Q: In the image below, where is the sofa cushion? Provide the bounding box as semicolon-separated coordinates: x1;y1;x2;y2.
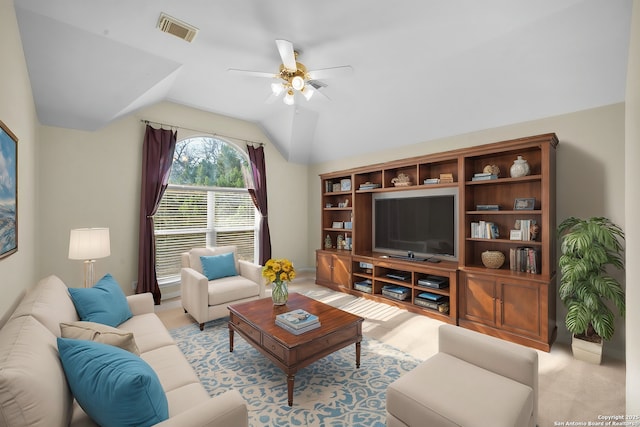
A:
141;345;202;393
0;316;72;427
387;352;533;427
201;252;238;280
189;246;239;275
8;275;79;336
68;274;133;327
117;312;176;354
208;275;261;305
60;321;140;355
57;338;169;427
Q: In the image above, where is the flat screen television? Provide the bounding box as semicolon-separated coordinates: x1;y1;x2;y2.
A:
372;187;458;260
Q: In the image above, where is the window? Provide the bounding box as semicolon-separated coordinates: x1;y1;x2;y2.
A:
153;136;257;282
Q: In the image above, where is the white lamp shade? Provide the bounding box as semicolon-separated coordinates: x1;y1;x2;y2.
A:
68;228;111;260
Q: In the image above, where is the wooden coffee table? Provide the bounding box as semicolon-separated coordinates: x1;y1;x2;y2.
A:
228;292;364;406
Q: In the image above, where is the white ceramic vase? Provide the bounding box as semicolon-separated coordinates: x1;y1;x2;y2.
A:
510;155;530;177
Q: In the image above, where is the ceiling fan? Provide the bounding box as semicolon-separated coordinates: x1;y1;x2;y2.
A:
228;40;352;105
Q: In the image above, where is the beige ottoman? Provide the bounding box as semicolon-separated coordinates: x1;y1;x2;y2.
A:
386;325;538;427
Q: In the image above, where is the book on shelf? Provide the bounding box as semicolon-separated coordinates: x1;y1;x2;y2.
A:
509;246;539;274
275;309;320;330
476;204;500;211
359;183;381;190
275;320;321;335
424;178;440;184
471;174;498;181
354;280;373;293
514;219;537;241
470;221;499;239
439;173;454;183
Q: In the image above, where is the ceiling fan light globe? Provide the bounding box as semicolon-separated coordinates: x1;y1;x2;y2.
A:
271;83;284;96
291;75;305;91
283;91;295;105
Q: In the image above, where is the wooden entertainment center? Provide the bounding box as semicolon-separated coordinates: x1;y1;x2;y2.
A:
316;133;558;351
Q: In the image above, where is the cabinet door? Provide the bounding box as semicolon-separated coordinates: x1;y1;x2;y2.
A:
316;252;332;284
332;254;351;287
460;273;497;327
498;278;541;338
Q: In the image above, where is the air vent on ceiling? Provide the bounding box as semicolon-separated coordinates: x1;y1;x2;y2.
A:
157;13;198;42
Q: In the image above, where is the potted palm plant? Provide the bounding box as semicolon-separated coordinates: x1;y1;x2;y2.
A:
557;217;625;364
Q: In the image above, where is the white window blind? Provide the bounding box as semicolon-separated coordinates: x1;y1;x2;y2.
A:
154;187;256;280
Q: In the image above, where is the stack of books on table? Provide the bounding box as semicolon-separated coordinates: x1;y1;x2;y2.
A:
275;309;321;335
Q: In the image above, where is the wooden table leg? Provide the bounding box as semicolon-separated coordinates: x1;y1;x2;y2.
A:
287;375;295;406
229;325;234;352
356;341;361;368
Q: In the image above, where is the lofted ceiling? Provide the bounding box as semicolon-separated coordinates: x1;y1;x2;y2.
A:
14;0;633;164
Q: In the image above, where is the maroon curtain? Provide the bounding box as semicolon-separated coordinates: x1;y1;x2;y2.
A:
137;125;177;304
247;145;272;265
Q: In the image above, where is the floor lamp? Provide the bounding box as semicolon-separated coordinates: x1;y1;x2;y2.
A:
68;228;111;288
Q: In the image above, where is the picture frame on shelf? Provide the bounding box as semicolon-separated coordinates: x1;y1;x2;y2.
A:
332;221;344;229
510;230;523;240
0;120;18;260
514;197;535;210
332;183;341;192
340;178;352;191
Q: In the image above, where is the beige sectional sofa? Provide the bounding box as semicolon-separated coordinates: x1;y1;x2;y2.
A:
387;324;538;427
0;275;248;427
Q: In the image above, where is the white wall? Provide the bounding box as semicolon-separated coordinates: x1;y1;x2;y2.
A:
307;102;627;359
0;0;39;325
37;101;310;293
625;0;640;416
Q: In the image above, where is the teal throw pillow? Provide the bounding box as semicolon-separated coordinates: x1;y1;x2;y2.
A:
68;273;133;327
200;252;238;280
57;338;168;427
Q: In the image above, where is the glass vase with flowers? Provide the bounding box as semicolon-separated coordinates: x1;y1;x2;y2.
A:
262;258;296;305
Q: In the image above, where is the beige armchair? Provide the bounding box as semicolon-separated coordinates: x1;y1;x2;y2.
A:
181;246;264;330
387;324;538;427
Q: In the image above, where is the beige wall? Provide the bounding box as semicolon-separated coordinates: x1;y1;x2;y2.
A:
0;0;39;325
307;102;627;359
626;0;640;416
37;101;310;293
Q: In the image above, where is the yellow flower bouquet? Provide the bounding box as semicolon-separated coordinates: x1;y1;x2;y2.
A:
262;258;295;305
262;258;296;284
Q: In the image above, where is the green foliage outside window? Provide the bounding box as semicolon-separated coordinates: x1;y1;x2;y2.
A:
170;137;249;188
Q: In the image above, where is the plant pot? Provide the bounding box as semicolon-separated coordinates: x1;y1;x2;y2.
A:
571;335;603;364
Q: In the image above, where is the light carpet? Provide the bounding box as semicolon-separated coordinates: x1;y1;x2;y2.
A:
170;318;421;427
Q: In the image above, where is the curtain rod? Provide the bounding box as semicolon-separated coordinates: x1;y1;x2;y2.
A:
140;119;264;146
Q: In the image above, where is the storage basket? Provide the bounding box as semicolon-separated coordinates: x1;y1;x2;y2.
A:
481;250;505;269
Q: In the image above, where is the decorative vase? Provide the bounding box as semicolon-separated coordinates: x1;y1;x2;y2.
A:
510;156;530;178
271;281;289;305
481;250;505;269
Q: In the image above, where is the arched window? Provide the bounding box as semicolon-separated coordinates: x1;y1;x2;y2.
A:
153;136;257;282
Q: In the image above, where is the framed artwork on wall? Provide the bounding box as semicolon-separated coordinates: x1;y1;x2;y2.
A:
0;120;18;259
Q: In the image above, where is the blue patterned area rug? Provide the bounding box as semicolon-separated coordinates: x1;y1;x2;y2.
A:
170;318;420;427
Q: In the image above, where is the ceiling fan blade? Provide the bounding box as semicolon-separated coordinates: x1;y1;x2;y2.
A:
305;85;331;101
307;66;353;80
275;39;297;72
228;69;277;78
265;92;281;104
